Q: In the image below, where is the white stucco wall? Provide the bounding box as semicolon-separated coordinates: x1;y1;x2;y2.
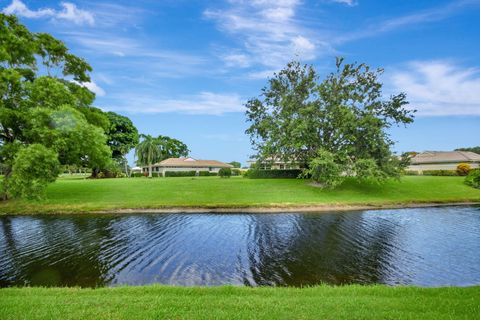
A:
407;162;479;172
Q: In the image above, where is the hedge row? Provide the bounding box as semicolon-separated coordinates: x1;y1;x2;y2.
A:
198;171;218;176
131;171;224;178
422;170;458;176
165;171;196;177
245;169;303;179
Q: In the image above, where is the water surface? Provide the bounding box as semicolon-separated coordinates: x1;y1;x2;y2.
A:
1;206;479;287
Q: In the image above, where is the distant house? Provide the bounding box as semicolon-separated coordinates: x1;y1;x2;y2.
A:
247;158;301;170
407;151;480;173
142;157;233;176
131;166;142;173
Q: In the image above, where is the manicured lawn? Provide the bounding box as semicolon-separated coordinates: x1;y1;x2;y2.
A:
0;285;478;320
0;176;479;214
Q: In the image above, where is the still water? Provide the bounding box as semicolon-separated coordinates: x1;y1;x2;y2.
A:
1;206;479;287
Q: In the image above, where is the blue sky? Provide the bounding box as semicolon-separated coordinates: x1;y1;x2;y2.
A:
2;0;480;166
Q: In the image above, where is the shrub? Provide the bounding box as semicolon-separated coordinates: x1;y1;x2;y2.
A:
218;168;232;178
354;158;387;183
245;169;303;179
305;150;343;189
7;144;61;200
422;170;458;176
132;172;145;178
165;171;196;177
404;170;419;176
198;171;217;176
232;169;242;176
456;163;472;176
465;169;480;189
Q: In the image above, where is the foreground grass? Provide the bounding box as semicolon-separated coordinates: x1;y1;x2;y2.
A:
1;285;479;320
0;176;479;214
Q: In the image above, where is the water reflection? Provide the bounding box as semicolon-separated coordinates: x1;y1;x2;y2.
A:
1;206;479;287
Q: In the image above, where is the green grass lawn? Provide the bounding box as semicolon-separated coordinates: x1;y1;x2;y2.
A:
0;176;479;214
1;285;479;320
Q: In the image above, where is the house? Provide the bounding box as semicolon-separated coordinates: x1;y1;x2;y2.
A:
247;158;301;170
143;157;233;176
407;151;480;173
130;166;142;173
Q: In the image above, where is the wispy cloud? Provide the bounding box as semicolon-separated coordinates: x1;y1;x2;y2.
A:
108;92;244;115
337;0;480;43
2;0;94;26
330;0;358;6
389;61;480;116
204;0;332;73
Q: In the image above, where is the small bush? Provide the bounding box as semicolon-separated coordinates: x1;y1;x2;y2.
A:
218;168;232;178
456;163;472;176
132;172;144;178
245;169;303;179
404;170;419;176
465;169;480;189
305;150;343;188
422;170;458;176
232;169;242;176
165;171;196;177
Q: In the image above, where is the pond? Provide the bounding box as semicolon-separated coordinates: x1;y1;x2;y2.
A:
1;206;479;287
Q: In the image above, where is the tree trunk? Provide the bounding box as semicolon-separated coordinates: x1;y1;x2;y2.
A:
124;158;130;177
1;168;12;201
148;164;152;178
91;167;99;179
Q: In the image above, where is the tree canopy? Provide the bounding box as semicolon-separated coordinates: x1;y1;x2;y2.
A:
245;58;415;187
228;161;241;168
0;14;113;198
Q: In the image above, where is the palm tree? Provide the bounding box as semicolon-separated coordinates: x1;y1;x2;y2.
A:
135;134;162;177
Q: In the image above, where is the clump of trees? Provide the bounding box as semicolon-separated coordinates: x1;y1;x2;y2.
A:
0;14;139;199
228;161;241;168
245;58;415;188
135;135;189;177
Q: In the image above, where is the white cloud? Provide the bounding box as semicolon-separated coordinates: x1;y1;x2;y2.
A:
222;53;251;68
72;80;106;97
82;81;106;97
2;0;94;26
56;2;94;26
204;0;327;71
291;35;316;59
3;0;54;18
109;92;244;115
389;61;480;116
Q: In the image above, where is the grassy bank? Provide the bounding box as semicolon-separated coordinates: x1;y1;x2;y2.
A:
1;285;479;319
1;176;479;214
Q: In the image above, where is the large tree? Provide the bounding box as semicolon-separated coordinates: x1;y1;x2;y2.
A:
245;58;415;186
156;135;189;161
0;14;111;198
105;111;139;176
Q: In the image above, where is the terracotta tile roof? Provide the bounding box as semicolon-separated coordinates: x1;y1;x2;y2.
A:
410;151;480;164
154;157;233;168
